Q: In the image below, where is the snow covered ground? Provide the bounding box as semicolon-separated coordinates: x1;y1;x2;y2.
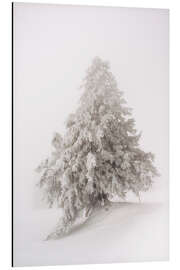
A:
14;200;168;266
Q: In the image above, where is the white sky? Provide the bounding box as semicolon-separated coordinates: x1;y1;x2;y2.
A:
14;3;169;210
13;3;169;267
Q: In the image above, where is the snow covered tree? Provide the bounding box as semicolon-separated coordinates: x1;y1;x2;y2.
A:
36;57;158;239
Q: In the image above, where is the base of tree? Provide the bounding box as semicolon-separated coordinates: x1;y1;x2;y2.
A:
45;200;115;240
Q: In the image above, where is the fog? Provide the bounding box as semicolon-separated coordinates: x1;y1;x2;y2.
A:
13;3;169;266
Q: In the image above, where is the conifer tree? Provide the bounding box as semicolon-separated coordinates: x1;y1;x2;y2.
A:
36;57;158;239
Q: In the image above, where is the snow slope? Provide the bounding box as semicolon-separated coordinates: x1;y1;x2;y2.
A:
14;201;168;266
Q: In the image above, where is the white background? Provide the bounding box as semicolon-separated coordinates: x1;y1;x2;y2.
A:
13;3;169;265
0;0;179;269
14;1;168;211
